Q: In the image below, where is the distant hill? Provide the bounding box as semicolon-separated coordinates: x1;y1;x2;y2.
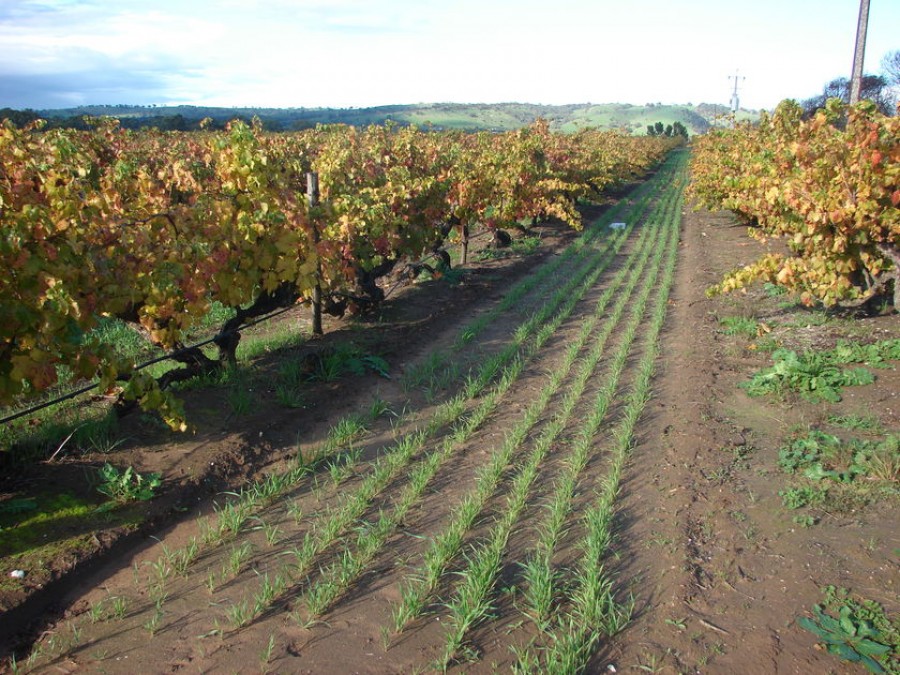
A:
11;102;759;135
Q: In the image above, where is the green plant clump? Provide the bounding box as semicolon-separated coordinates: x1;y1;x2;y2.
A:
95;464;162;511
718;315;760;338
799;586;899;674
743;349;873;402
310;345;390;382
743;339;900;402
779;431;899;485
779;485;827;510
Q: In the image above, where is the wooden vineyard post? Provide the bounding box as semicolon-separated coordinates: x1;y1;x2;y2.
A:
307;171;323;336
460;223;469;266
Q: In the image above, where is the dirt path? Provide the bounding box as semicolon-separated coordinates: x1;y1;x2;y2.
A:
606;205;899;674
3;149;898;674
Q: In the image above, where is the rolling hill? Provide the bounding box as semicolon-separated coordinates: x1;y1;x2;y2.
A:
19;101;757;134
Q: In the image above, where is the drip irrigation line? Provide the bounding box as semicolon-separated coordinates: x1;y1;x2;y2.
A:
0;304;299;428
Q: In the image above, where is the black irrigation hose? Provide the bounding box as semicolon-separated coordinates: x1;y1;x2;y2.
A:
0;304;299;428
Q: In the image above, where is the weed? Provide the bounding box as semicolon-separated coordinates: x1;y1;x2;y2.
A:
864;436;900;483
744;339;900;403
329;414;367;445
310;345;390;382
799;589;897;674
779;430;899;486
95;463;161;510
780;485;827;509
666;617;688;630
634;650;667;673
743;349;874;403
73;414;125;454
793;514;816;527
763;281;787;297
755;337;780;352
368;395;394;421
227;384;253;416
827;413;884;434
275;383;306;409
476;235;541;260
719;316;759;338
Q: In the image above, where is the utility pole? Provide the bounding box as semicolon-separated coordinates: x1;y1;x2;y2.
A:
849;0;870;104
728;71;745;114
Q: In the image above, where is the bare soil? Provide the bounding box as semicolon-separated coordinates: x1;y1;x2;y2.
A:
606;208;899;674
1;166;897;674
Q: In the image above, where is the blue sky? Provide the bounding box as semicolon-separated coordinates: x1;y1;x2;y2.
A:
0;0;897;111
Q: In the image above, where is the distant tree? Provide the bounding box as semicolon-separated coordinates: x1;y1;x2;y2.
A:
802;74;894;116
882;50;900;87
646;124;657;136
654;121;665;135
158;114;188;131
672;121;688;137
664;124;673;137
0;108;40;127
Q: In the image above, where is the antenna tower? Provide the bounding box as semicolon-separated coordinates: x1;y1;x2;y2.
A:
728;72;745;114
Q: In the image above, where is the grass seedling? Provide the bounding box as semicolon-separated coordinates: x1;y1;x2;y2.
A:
393;180;667;639
261;521;281;546
286;501;303;525
144;604;164;637
520;554;556;630
225;599;252;629
216;500;249;540
227;541;254;578
252;572;289;618
260;635;276;670
514;159;686;671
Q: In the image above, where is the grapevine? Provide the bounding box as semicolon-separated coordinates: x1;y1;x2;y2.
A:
1;116;680;428
689;99;900;310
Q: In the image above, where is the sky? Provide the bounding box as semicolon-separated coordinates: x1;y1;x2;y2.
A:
0;0;897;112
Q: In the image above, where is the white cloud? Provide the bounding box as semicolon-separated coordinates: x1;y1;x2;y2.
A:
0;0;898;110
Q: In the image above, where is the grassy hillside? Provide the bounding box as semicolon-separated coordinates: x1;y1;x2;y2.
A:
26;102;759;135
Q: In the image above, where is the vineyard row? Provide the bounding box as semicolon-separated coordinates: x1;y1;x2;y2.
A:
688;99;899;310
1;118;681;427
